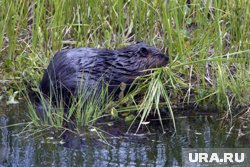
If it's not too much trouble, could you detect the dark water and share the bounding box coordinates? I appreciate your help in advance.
[0,102,249,167]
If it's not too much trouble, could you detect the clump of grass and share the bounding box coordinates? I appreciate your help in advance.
[24,81,113,134]
[0,0,249,133]
[134,67,181,133]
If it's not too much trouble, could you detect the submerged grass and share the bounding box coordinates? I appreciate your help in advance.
[0,0,249,132]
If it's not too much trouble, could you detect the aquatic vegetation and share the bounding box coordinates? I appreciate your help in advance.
[0,0,249,132]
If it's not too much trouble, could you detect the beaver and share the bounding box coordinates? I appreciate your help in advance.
[39,42,169,109]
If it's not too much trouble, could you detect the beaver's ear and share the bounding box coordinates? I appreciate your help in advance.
[138,47,148,57]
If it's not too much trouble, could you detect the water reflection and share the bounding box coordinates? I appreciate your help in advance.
[0,115,9,165]
[0,102,249,166]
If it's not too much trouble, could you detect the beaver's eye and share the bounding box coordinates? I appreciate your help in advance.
[138,47,148,56]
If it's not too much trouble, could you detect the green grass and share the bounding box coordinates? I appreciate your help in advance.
[23,82,111,134]
[0,0,249,132]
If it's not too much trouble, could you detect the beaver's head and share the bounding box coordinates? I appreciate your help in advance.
[118,42,169,71]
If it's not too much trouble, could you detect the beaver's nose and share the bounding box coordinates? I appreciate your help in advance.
[158,53,169,64]
[164,54,169,63]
